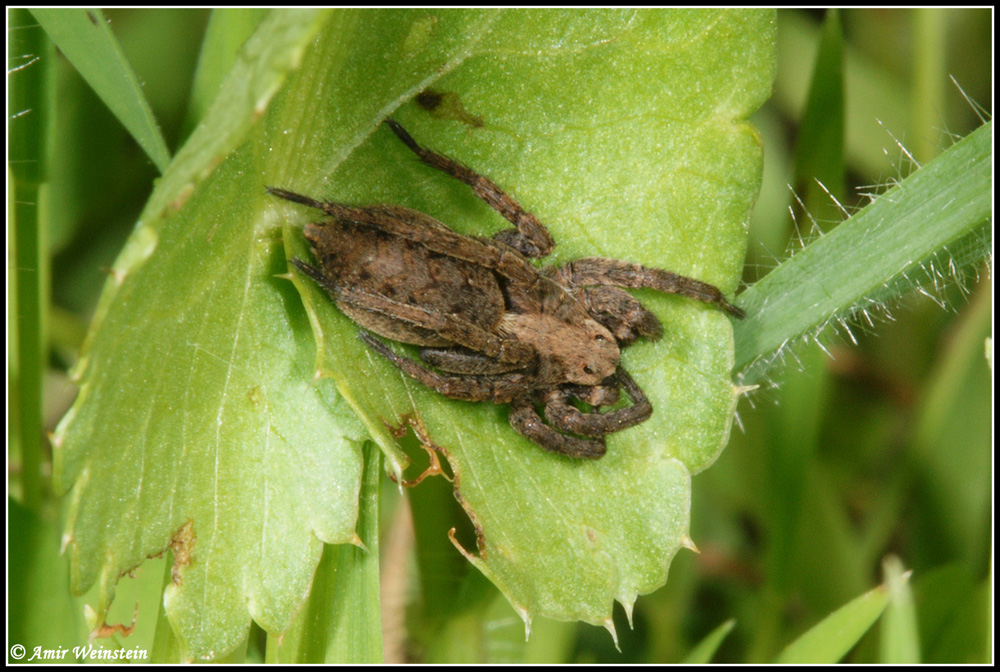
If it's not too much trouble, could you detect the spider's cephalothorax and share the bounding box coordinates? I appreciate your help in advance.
[268,119,743,458]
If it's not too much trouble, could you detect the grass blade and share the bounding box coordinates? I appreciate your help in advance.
[734,122,992,382]
[31,8,171,172]
[683,619,736,663]
[775,582,888,663]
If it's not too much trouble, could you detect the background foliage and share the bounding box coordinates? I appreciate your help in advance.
[8,8,992,663]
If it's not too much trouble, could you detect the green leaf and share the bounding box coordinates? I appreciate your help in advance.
[909,273,993,564]
[774,11,907,179]
[51,10,366,661]
[53,163,367,658]
[53,9,772,657]
[759,9,843,607]
[8,499,87,655]
[269,442,383,663]
[9,8,54,185]
[281,8,772,633]
[775,582,889,663]
[30,8,171,172]
[139,8,330,229]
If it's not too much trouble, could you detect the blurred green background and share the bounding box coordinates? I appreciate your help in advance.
[8,8,992,663]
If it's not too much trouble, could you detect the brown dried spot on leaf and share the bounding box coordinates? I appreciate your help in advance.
[415,89,484,128]
[450,488,487,560]
[385,413,453,487]
[169,519,196,586]
[90,603,138,641]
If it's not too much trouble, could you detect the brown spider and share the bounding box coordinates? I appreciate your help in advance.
[269,119,743,458]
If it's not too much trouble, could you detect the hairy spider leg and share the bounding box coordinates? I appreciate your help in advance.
[270,184,541,286]
[574,284,664,344]
[292,268,536,366]
[561,380,621,407]
[362,329,629,458]
[508,398,607,459]
[542,367,652,438]
[289,258,339,296]
[266,186,327,211]
[385,118,556,259]
[419,347,528,375]
[557,258,746,319]
[359,331,533,404]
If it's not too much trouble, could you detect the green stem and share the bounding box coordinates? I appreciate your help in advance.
[911,8,948,164]
[14,184,45,512]
[10,8,54,512]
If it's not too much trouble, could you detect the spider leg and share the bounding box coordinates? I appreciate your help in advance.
[557,258,745,318]
[575,285,664,344]
[273,184,541,287]
[359,331,532,404]
[543,368,652,438]
[290,259,339,296]
[561,380,620,408]
[420,347,528,375]
[508,398,607,459]
[292,261,535,366]
[343,287,536,365]
[385,118,555,259]
[266,187,329,212]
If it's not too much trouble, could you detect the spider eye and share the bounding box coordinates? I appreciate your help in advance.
[583,365,596,375]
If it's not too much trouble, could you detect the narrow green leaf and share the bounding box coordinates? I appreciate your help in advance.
[182,9,270,138]
[9,8,54,184]
[734,122,992,382]
[775,11,908,178]
[759,8,844,606]
[30,8,171,172]
[405,452,481,641]
[914,563,991,663]
[150,560,185,661]
[775,583,889,663]
[792,8,845,213]
[909,280,992,563]
[881,557,920,663]
[683,619,736,664]
[322,442,383,661]
[911,8,949,163]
